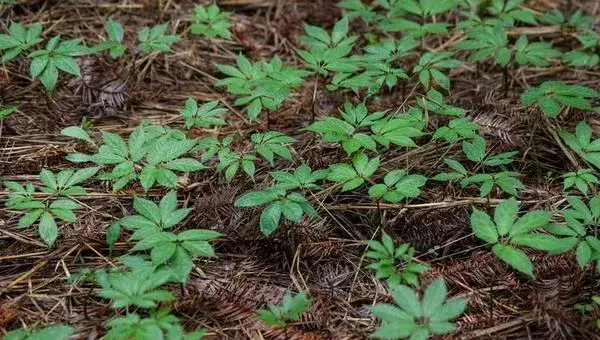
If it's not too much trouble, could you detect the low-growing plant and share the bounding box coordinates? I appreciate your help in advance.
[559,121,600,170]
[368,169,427,203]
[251,131,296,166]
[486,0,537,26]
[256,291,312,328]
[412,52,461,90]
[106,309,205,340]
[94,19,127,59]
[337,0,379,24]
[562,169,598,196]
[0,21,43,62]
[179,98,228,129]
[378,0,457,38]
[4,324,73,340]
[433,117,479,143]
[137,23,181,54]
[270,164,330,190]
[520,81,599,118]
[65,124,203,191]
[29,35,87,92]
[470,198,562,278]
[189,4,233,40]
[0,101,17,121]
[417,89,466,116]
[513,35,562,67]
[327,152,380,191]
[455,25,511,67]
[574,296,600,330]
[371,278,468,339]
[462,136,518,166]
[216,55,309,121]
[365,232,429,286]
[545,196,600,271]
[3,167,97,246]
[235,188,318,235]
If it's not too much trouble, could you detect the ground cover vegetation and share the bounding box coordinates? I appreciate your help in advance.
[1,0,599,338]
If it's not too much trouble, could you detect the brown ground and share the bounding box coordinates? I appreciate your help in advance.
[1,0,600,339]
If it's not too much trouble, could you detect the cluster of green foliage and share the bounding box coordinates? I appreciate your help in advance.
[3,167,98,246]
[4,325,73,340]
[256,291,313,328]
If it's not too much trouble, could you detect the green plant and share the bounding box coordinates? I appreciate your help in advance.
[433,118,479,143]
[96,265,175,309]
[371,278,468,339]
[539,9,593,31]
[412,52,461,90]
[29,35,87,92]
[296,17,359,76]
[216,55,309,121]
[562,169,598,196]
[513,35,562,67]
[460,171,524,197]
[470,198,563,278]
[270,164,330,190]
[370,107,426,147]
[106,309,205,340]
[179,98,228,129]
[95,19,127,59]
[137,23,181,54]
[545,196,600,271]
[368,170,427,203]
[4,324,73,340]
[327,152,380,191]
[251,131,296,166]
[417,89,466,116]
[365,232,429,286]
[337,0,379,23]
[0,21,43,62]
[306,102,382,155]
[520,81,599,118]
[256,291,312,328]
[65,124,203,191]
[455,25,511,67]
[486,0,537,26]
[235,188,318,235]
[574,296,600,330]
[0,101,17,121]
[433,158,469,182]
[3,167,97,246]
[379,0,457,38]
[190,4,233,40]
[462,136,518,166]
[216,148,257,182]
[559,121,600,170]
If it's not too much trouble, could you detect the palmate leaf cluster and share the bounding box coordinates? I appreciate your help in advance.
[106,309,204,340]
[29,35,87,92]
[137,23,181,54]
[4,325,74,340]
[256,291,313,328]
[521,81,599,118]
[559,121,600,170]
[0,21,42,62]
[307,102,425,155]
[190,4,233,40]
[371,278,468,340]
[545,196,600,271]
[562,169,598,196]
[470,198,562,278]
[216,55,309,121]
[365,232,429,286]
[3,167,98,246]
[65,124,203,191]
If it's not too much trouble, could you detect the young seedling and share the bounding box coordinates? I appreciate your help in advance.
[337,0,379,23]
[179,98,228,129]
[370,107,426,148]
[368,169,428,203]
[514,35,562,67]
[365,232,429,286]
[0,21,43,62]
[433,118,479,143]
[190,4,233,40]
[327,152,380,191]
[371,278,468,339]
[379,0,458,38]
[417,89,466,116]
[137,23,181,54]
[106,309,205,340]
[29,35,88,92]
[520,81,599,118]
[256,291,313,328]
[486,0,537,26]
[412,52,461,90]
[235,188,318,235]
[562,169,598,196]
[94,19,127,59]
[470,198,562,278]
[4,325,73,340]
[455,25,511,67]
[216,148,257,182]
[544,196,600,271]
[0,102,17,121]
[251,131,296,166]
[270,164,330,190]
[559,121,600,170]
[462,136,518,166]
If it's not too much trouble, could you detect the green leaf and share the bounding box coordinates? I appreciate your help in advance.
[492,244,534,278]
[510,210,550,236]
[421,278,447,317]
[390,284,421,317]
[260,203,282,236]
[470,208,498,244]
[61,126,94,144]
[494,198,519,236]
[39,212,58,247]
